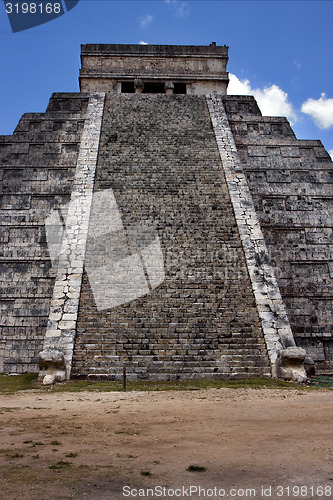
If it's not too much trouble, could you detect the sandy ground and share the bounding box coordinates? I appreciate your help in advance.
[0,388,332,500]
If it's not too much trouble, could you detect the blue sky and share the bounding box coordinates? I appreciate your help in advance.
[0,1,332,157]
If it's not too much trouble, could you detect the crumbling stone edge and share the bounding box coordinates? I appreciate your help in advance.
[206,94,308,383]
[38,92,105,385]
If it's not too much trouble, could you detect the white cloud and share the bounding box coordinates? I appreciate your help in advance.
[228,73,298,124]
[227,74,252,95]
[165,0,190,18]
[329,149,333,161]
[139,41,148,45]
[301,93,333,129]
[140,14,154,28]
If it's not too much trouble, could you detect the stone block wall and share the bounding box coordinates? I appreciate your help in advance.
[0,93,88,373]
[79,43,229,95]
[222,96,333,372]
[1,89,331,377]
[72,94,271,380]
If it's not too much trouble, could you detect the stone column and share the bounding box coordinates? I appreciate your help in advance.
[206,94,307,383]
[134,78,144,93]
[38,92,105,385]
[165,81,174,94]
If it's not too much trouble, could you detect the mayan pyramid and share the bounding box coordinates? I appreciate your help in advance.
[1,43,332,384]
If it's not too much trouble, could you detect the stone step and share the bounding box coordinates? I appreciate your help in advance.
[73,366,272,381]
[73,93,271,380]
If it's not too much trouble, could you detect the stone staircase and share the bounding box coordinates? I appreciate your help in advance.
[72,94,271,380]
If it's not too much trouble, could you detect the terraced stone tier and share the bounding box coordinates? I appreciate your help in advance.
[223,95,333,373]
[0,94,89,373]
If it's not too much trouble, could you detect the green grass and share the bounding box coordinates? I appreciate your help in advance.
[0,373,328,395]
[0,374,39,394]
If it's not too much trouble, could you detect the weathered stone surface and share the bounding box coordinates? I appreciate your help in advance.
[80,43,229,95]
[38,348,66,384]
[0,44,332,379]
[224,95,333,373]
[277,347,307,383]
[71,93,271,381]
[0,93,89,374]
[207,94,307,382]
[38,348,65,368]
[39,93,105,380]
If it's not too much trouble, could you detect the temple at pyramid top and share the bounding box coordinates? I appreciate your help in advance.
[79,42,229,95]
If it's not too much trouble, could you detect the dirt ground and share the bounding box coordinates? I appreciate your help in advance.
[0,388,332,500]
